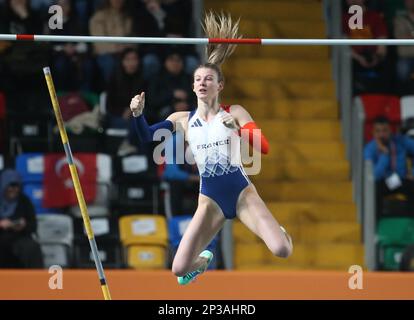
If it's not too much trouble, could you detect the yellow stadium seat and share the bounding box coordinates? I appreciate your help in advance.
[119,214,168,247]
[127,245,166,269]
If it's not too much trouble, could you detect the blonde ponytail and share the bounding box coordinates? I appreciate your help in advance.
[202,11,242,67]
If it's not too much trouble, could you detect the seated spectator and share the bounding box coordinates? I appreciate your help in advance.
[48,0,95,92]
[0,169,43,268]
[106,48,147,130]
[146,50,193,123]
[132,0,167,79]
[162,99,198,216]
[161,0,198,74]
[394,0,414,93]
[364,116,414,215]
[89,0,134,84]
[343,0,392,94]
[0,0,51,115]
[164,28,199,75]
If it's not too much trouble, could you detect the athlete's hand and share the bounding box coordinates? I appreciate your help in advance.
[220,112,239,130]
[130,92,145,117]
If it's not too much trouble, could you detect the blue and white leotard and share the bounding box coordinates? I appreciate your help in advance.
[187,106,251,219]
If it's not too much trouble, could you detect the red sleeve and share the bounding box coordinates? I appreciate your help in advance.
[238,122,269,155]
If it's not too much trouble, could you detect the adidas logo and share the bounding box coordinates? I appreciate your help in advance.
[191,119,203,128]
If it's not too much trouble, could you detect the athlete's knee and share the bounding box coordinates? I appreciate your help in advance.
[172,259,190,277]
[269,240,292,258]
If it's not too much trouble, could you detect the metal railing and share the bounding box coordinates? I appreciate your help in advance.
[324,1,377,270]
[363,160,377,270]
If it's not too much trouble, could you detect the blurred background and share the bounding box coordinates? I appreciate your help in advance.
[0,0,413,283]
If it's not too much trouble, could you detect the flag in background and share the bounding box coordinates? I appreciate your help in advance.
[43,153,97,208]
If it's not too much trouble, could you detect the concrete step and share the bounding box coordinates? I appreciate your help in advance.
[253,181,353,202]
[234,242,364,269]
[231,99,338,120]
[233,221,361,244]
[265,202,357,223]
[222,80,336,99]
[250,160,350,181]
[257,120,341,142]
[264,141,346,161]
[222,59,332,80]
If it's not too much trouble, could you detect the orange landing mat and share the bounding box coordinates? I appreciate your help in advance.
[0,270,413,300]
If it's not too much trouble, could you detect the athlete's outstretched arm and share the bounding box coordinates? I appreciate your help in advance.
[130,92,186,143]
[226,105,270,155]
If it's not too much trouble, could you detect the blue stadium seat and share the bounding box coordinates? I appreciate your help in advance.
[168,215,219,269]
[15,153,44,183]
[23,183,60,214]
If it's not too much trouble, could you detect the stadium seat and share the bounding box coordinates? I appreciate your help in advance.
[113,153,153,182]
[73,216,122,268]
[15,153,44,183]
[119,214,168,247]
[167,215,219,250]
[400,96,414,121]
[22,183,57,214]
[74,216,119,240]
[40,243,71,268]
[168,215,192,248]
[127,245,167,269]
[73,238,123,269]
[68,153,112,217]
[69,205,109,218]
[377,217,414,270]
[8,114,54,154]
[114,182,159,213]
[36,214,74,268]
[167,215,219,269]
[112,153,160,213]
[37,214,74,246]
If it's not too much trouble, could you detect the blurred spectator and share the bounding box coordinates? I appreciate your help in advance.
[163,98,198,216]
[106,48,147,129]
[161,0,193,35]
[364,116,414,214]
[49,0,94,92]
[111,49,149,156]
[0,169,43,268]
[0,0,51,114]
[343,0,392,94]
[146,50,193,122]
[164,10,200,76]
[131,0,166,79]
[89,0,134,84]
[0,0,43,34]
[131,0,195,79]
[394,0,414,93]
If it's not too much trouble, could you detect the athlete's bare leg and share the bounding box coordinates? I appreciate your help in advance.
[172,194,226,277]
[236,184,293,258]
